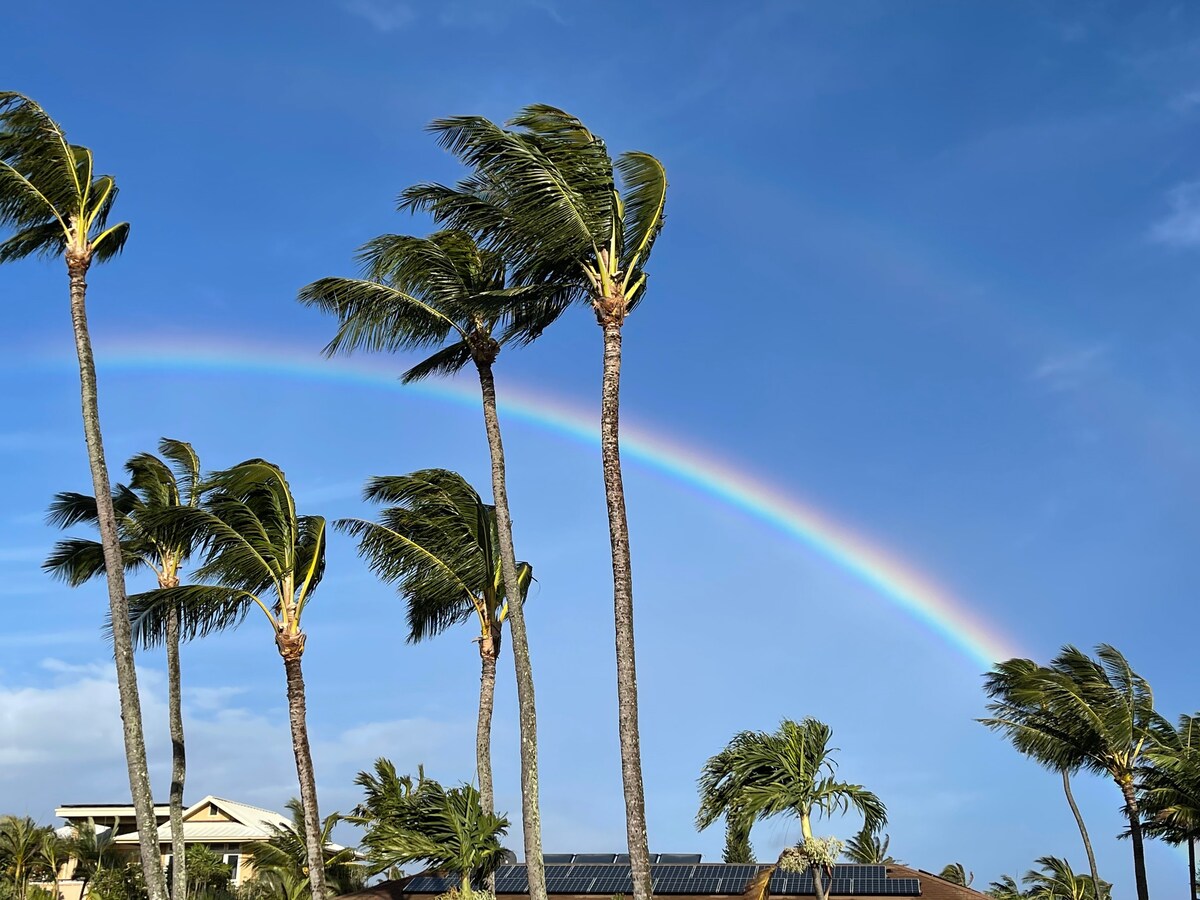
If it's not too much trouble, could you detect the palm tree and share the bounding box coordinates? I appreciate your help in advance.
[843,825,896,865]
[980,657,1103,898]
[0,816,53,900]
[244,800,362,897]
[696,718,886,900]
[45,439,202,900]
[721,814,754,864]
[38,831,69,900]
[403,105,667,900]
[64,819,122,899]
[1022,856,1109,900]
[334,470,531,828]
[126,459,330,900]
[299,230,548,897]
[981,646,1168,900]
[0,93,164,900]
[351,763,508,898]
[987,874,1027,899]
[939,863,973,887]
[1139,713,1200,900]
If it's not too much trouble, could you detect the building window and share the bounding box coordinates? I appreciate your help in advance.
[224,854,240,885]
[208,803,219,818]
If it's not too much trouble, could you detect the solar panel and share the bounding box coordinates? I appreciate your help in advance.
[543,854,575,865]
[657,854,703,865]
[590,870,633,894]
[495,868,529,894]
[881,877,922,895]
[573,854,617,864]
[614,854,630,864]
[404,861,926,896]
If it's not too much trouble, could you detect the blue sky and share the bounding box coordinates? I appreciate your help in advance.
[3,0,1200,895]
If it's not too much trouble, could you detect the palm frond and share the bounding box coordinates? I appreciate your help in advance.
[125,585,257,648]
[615,150,667,295]
[298,277,462,356]
[43,537,144,586]
[401,340,473,383]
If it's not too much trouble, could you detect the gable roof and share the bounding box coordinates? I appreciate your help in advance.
[115,796,291,845]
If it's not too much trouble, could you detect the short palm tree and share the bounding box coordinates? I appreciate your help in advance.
[127,459,331,900]
[244,799,362,897]
[64,818,122,898]
[404,104,667,900]
[351,763,508,898]
[939,863,973,886]
[0,816,52,900]
[0,92,164,900]
[1023,856,1109,900]
[1140,713,1200,900]
[697,718,886,900]
[981,646,1168,900]
[335,469,531,832]
[987,874,1027,899]
[38,830,68,900]
[45,439,202,900]
[299,231,548,890]
[843,825,896,865]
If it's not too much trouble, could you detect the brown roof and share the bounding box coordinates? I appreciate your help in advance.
[884,865,992,900]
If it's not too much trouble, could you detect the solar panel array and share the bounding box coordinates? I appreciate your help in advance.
[403,862,922,896]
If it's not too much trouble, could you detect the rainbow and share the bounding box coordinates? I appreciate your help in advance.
[42,338,1022,671]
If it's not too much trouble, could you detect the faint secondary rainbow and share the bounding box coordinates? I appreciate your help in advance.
[47,338,1022,670]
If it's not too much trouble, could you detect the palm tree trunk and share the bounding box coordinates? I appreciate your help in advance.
[797,813,828,900]
[599,321,651,900]
[476,634,498,895]
[165,603,187,900]
[1060,770,1100,899]
[1118,780,1150,900]
[1189,837,1196,900]
[67,254,168,900]
[475,360,548,900]
[277,635,328,900]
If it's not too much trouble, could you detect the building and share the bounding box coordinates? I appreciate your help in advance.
[52,796,297,900]
[375,855,993,900]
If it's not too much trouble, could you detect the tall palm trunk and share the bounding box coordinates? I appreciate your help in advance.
[476,634,498,895]
[598,321,651,900]
[277,634,328,900]
[1118,780,1150,900]
[1059,770,1100,900]
[1189,837,1196,900]
[165,600,187,900]
[67,253,168,900]
[475,358,548,900]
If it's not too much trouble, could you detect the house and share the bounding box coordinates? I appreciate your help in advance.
[52,796,297,900]
[369,855,993,900]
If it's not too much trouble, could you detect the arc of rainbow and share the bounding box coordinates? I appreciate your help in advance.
[38,339,1022,671]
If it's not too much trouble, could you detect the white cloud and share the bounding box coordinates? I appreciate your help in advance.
[342,0,416,32]
[1152,181,1200,247]
[1031,343,1111,392]
[0,658,471,823]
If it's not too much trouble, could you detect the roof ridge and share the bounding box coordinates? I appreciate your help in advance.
[208,797,290,817]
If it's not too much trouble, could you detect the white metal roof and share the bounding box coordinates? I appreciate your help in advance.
[115,796,291,845]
